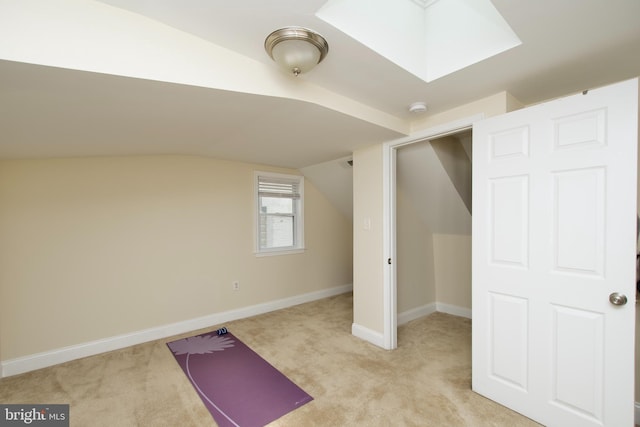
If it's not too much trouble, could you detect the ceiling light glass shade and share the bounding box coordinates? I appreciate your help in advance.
[265,27,329,76]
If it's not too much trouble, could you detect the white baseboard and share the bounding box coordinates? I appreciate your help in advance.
[436,302,472,319]
[397,302,471,326]
[1,284,353,378]
[351,323,385,348]
[398,303,436,325]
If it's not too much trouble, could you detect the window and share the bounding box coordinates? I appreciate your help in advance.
[255,172,304,255]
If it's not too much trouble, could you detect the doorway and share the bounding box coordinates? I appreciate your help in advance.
[381,114,481,349]
[395,129,473,329]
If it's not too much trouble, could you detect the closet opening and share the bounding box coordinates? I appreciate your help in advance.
[381,114,480,350]
[395,129,473,336]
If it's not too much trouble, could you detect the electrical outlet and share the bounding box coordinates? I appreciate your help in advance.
[232,281,240,291]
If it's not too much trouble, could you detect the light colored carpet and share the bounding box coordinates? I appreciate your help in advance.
[0,293,541,426]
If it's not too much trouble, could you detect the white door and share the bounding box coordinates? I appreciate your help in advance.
[472,78,638,427]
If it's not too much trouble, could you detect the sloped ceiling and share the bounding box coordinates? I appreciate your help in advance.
[300,156,354,219]
[0,60,400,168]
[397,137,471,235]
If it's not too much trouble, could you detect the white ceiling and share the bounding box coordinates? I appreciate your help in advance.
[1,0,639,169]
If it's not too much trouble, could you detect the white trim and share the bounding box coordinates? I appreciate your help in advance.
[383,115,485,150]
[381,143,397,350]
[436,303,472,319]
[397,302,471,326]
[254,248,305,257]
[398,303,436,325]
[381,114,483,352]
[351,323,385,348]
[1,284,352,378]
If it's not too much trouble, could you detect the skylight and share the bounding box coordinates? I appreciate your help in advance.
[316,0,521,82]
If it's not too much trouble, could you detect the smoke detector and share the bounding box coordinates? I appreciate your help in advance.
[408,101,428,114]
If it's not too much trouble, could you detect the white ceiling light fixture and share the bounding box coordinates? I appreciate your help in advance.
[264,26,329,76]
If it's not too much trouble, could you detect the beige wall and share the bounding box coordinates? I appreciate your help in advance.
[0,155,352,361]
[396,189,471,315]
[433,234,472,309]
[396,229,472,315]
[396,188,436,313]
[352,144,384,333]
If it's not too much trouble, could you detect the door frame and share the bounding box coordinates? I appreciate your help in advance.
[381,114,483,349]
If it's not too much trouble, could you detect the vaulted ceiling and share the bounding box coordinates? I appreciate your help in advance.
[1,0,639,168]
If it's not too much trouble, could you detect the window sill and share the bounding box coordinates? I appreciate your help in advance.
[255,248,305,257]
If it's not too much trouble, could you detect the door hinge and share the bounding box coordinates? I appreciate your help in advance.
[388,258,392,265]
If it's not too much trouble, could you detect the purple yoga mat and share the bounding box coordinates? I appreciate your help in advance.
[167,330,313,427]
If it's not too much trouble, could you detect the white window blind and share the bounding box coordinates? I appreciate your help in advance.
[258,178,301,200]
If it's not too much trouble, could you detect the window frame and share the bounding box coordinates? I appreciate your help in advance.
[254,171,305,256]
